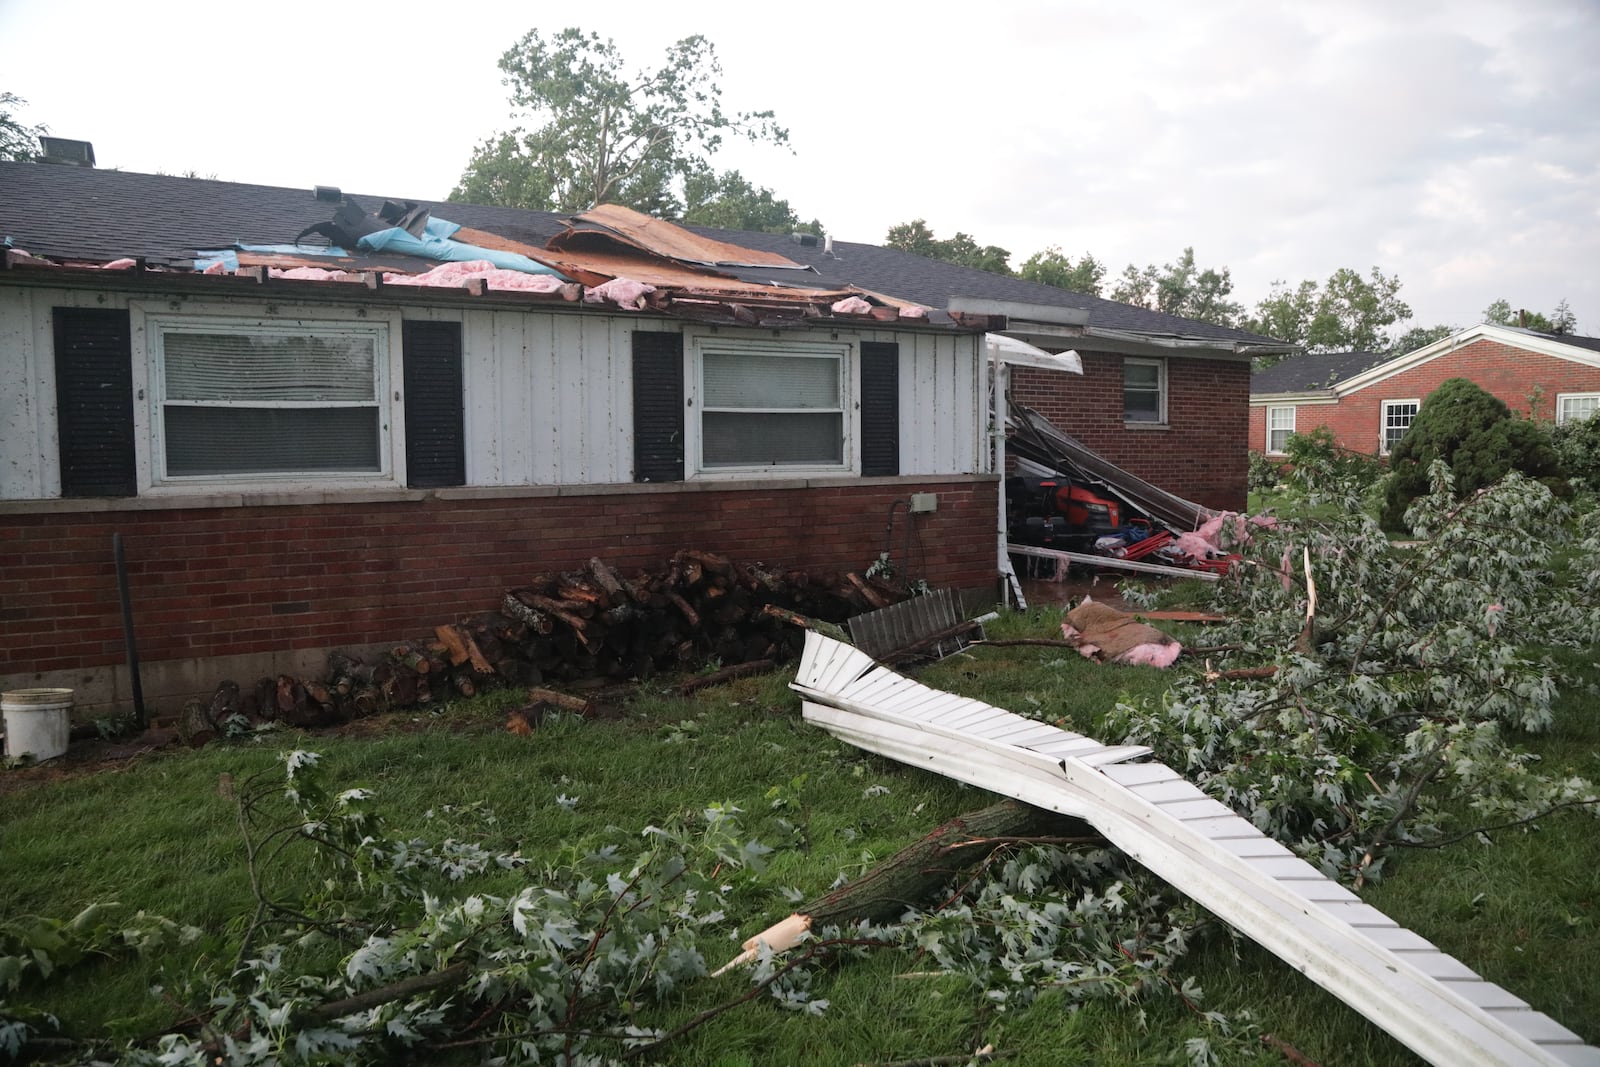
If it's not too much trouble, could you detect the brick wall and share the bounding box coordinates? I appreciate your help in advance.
[1011,352,1250,511]
[1251,340,1600,454]
[0,477,997,686]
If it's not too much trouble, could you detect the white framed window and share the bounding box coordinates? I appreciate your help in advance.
[1266,405,1296,454]
[691,337,850,474]
[1124,357,1166,425]
[149,317,391,483]
[1557,393,1600,426]
[1381,399,1419,454]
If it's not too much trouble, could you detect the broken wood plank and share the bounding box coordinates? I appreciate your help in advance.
[1008,543,1220,582]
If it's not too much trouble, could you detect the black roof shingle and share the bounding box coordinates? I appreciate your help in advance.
[0,161,1282,347]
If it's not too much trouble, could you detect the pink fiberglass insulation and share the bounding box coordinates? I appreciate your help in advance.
[1060,598,1182,668]
[100,258,138,270]
[269,267,357,281]
[831,296,873,314]
[583,277,655,310]
[383,259,568,293]
[898,305,929,319]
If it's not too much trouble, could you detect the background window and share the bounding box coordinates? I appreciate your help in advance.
[1266,405,1296,453]
[1557,393,1600,426]
[698,347,846,470]
[1124,358,1166,423]
[1381,399,1419,453]
[155,321,386,479]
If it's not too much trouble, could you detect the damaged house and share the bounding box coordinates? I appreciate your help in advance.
[0,162,1287,713]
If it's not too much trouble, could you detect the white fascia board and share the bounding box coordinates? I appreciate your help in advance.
[1249,392,1339,405]
[1334,323,1600,397]
[948,296,1092,326]
[1077,326,1290,362]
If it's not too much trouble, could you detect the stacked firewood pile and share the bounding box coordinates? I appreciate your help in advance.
[182,550,904,739]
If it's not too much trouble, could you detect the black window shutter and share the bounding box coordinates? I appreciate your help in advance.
[54,307,135,497]
[402,321,466,488]
[860,342,900,477]
[632,330,684,482]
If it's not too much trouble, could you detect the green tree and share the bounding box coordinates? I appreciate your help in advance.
[1247,267,1412,352]
[884,219,1013,274]
[1380,377,1564,530]
[680,167,822,234]
[1483,298,1578,335]
[1018,246,1106,296]
[0,92,46,161]
[1109,247,1242,327]
[451,29,789,214]
[1392,323,1455,353]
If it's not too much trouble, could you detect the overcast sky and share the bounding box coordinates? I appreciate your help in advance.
[3,0,1596,336]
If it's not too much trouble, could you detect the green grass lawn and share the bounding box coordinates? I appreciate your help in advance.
[2,609,1595,1064]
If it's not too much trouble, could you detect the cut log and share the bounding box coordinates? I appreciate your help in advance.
[501,593,554,635]
[847,572,892,609]
[525,687,593,716]
[586,557,627,602]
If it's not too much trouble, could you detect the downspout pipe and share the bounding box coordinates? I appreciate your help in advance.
[113,533,147,730]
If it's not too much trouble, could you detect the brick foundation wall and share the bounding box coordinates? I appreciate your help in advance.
[1251,341,1600,455]
[1011,352,1250,511]
[0,478,998,703]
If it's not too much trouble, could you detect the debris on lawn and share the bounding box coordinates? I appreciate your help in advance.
[1059,597,1182,667]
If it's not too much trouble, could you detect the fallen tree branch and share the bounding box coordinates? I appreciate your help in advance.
[678,659,775,695]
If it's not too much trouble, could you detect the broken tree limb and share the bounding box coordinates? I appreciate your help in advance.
[876,620,983,666]
[759,604,851,643]
[677,659,775,695]
[713,799,1099,983]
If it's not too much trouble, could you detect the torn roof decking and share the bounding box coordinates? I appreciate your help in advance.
[552,203,808,270]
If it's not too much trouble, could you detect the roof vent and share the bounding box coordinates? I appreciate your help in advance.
[314,185,342,203]
[790,231,820,247]
[38,137,95,167]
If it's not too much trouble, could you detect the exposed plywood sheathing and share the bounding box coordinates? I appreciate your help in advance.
[791,632,1600,1067]
[553,203,807,269]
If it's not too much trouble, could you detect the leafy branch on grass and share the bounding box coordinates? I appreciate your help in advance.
[1113,459,1600,883]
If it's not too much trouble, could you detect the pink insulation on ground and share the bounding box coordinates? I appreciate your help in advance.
[583,277,655,309]
[1059,597,1182,668]
[383,260,568,293]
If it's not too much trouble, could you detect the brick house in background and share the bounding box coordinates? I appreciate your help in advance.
[0,161,1288,715]
[1249,324,1600,457]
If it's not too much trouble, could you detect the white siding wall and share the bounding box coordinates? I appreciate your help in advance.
[0,286,987,500]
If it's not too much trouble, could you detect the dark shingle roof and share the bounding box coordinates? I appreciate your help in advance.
[0,162,1282,346]
[1251,350,1398,395]
[1499,326,1600,354]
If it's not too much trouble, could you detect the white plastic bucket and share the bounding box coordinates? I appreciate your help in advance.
[2,688,73,761]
